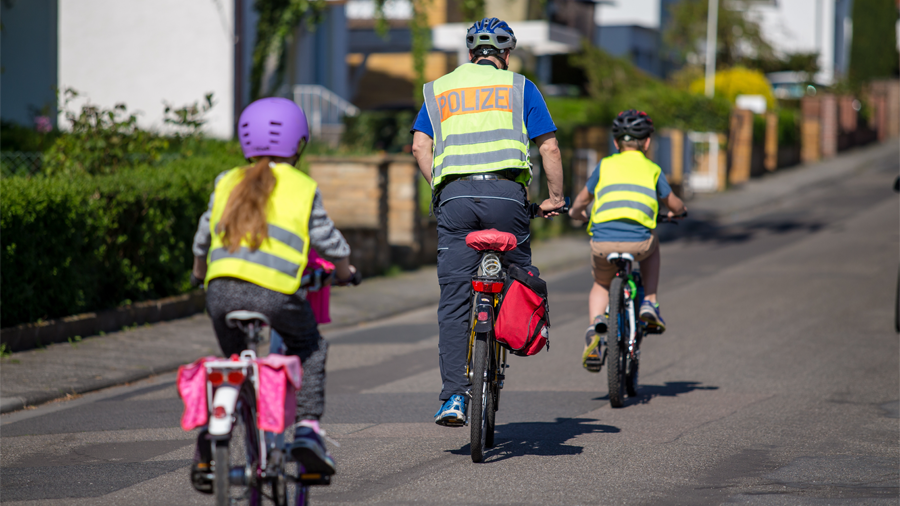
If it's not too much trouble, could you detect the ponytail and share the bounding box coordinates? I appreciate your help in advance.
[218,157,276,253]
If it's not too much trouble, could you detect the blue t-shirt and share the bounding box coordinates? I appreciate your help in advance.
[410,63,557,141]
[585,156,672,242]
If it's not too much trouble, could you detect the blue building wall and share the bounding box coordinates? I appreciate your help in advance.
[594,25,662,78]
[1,0,58,126]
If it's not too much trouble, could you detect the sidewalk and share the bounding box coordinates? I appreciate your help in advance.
[2,139,896,414]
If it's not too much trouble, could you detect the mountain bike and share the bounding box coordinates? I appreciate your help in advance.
[466,198,569,463]
[604,212,686,408]
[195,268,357,506]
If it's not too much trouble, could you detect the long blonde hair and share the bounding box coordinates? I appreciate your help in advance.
[217,157,276,253]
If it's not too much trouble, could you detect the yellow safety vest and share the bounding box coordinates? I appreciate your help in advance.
[206,163,317,294]
[589,151,661,233]
[422,63,531,189]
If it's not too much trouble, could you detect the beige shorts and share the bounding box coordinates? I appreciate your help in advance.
[590,231,658,286]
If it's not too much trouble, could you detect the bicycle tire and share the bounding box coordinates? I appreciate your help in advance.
[485,339,497,449]
[213,383,262,506]
[470,333,490,462]
[625,335,640,397]
[606,277,627,408]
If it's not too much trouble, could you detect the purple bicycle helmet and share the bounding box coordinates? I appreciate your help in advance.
[238,97,310,159]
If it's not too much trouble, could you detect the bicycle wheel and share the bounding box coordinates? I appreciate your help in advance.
[470,332,492,462]
[625,332,641,397]
[213,383,262,506]
[606,277,627,408]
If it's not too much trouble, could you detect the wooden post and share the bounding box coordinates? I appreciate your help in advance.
[728,109,753,185]
[819,94,837,158]
[801,96,821,163]
[668,129,684,185]
[764,112,778,172]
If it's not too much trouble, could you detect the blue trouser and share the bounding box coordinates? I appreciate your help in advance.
[434,179,536,401]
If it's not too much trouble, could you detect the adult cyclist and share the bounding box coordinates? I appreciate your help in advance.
[410,17,566,426]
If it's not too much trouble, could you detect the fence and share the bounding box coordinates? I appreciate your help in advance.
[292,85,361,146]
[1,152,44,178]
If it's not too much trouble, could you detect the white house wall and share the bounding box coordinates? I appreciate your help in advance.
[595,0,661,29]
[58,0,235,139]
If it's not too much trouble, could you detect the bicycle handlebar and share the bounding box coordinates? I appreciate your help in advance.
[300,268,362,290]
[658,211,688,224]
[528,197,571,219]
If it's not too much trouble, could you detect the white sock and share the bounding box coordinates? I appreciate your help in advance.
[298,419,320,434]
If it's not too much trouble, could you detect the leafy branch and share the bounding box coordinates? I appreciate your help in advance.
[251,0,329,99]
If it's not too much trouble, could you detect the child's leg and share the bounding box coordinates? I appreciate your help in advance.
[638,245,660,303]
[589,281,610,322]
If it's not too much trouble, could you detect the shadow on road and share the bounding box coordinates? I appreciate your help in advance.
[594,381,719,407]
[447,417,619,463]
[657,216,825,245]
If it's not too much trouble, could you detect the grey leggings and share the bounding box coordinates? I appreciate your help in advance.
[206,278,327,421]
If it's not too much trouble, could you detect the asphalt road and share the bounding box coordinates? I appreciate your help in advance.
[2,152,898,505]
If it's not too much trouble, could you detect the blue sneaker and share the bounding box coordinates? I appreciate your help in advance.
[289,426,336,475]
[434,394,467,426]
[639,300,666,333]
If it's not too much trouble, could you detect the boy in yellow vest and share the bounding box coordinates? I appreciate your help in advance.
[568,110,687,373]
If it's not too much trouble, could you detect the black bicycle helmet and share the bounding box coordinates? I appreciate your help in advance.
[611,109,655,140]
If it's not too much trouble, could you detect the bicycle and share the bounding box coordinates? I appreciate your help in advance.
[465,198,569,463]
[603,212,686,408]
[192,268,357,506]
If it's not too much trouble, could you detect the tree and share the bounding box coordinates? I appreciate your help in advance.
[251,0,329,100]
[664,0,774,69]
[849,0,900,84]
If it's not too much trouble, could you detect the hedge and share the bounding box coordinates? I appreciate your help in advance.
[1,144,244,327]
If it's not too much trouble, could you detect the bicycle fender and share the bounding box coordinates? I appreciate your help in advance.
[474,303,493,333]
[208,386,239,437]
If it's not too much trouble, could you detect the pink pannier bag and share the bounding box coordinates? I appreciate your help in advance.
[306,250,335,324]
[177,354,302,434]
[255,354,302,433]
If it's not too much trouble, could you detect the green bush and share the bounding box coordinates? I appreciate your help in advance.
[1,141,244,327]
[777,108,800,147]
[341,110,416,154]
[1,120,60,152]
[43,89,169,177]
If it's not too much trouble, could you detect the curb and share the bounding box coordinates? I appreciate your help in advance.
[0,290,206,353]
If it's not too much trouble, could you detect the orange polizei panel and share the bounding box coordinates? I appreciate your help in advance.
[435,85,514,122]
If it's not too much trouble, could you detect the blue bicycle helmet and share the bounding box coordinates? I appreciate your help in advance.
[466,17,517,51]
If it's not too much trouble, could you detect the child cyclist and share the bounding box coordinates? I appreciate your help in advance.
[568,110,687,372]
[189,97,358,490]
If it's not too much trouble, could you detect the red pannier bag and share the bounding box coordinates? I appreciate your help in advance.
[494,265,550,356]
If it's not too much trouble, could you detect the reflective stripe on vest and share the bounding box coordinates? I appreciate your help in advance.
[588,151,661,233]
[206,163,317,294]
[422,64,531,188]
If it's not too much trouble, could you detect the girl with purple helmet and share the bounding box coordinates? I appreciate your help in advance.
[190,97,357,488]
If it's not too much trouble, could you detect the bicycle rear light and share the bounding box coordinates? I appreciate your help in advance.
[472,280,504,293]
[227,371,245,385]
[208,371,224,386]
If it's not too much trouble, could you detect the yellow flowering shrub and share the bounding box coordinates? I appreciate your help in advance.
[690,67,775,110]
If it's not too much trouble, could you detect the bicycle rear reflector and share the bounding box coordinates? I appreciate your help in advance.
[213,406,227,418]
[208,371,224,386]
[472,280,504,293]
[227,371,245,384]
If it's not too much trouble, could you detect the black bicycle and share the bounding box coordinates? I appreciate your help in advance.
[465,198,569,463]
[604,212,686,408]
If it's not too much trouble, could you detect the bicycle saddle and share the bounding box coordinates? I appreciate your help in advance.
[465,229,518,252]
[225,310,270,328]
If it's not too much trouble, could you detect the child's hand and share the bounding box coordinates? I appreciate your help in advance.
[569,207,588,221]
